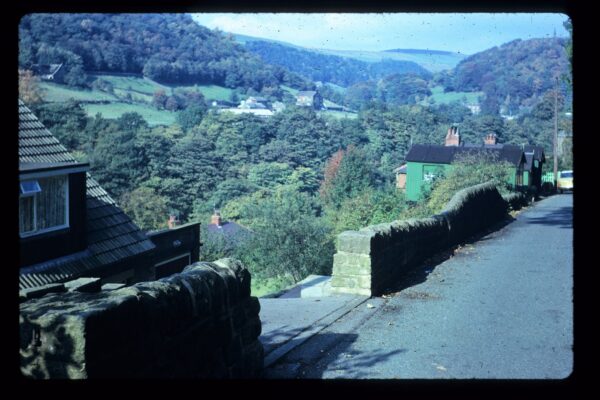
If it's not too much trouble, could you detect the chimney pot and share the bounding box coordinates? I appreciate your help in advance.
[445,125,460,146]
[211,210,222,226]
[484,133,497,145]
[168,214,180,229]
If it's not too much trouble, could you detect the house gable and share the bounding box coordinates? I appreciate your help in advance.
[18,100,156,289]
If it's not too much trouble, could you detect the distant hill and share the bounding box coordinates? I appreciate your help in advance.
[241,40,432,88]
[234,33,466,73]
[384,48,460,56]
[18,14,311,90]
[444,37,570,112]
[308,48,466,73]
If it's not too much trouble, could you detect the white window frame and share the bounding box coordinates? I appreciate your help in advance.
[19,174,70,238]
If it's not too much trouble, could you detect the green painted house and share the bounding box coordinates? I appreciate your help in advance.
[403,140,530,201]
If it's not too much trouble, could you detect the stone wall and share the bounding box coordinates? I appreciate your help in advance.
[19,258,263,379]
[331,182,508,296]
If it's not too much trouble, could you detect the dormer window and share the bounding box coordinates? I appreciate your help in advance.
[19,175,68,237]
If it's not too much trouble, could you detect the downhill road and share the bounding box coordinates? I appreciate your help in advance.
[264,194,573,379]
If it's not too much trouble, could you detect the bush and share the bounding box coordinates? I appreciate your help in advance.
[425,151,514,214]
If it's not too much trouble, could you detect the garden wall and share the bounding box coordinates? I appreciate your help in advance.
[19,258,263,379]
[331,182,508,296]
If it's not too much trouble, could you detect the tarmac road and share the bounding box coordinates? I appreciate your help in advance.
[264,194,573,379]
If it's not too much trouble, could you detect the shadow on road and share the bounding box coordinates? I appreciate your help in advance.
[260,324,310,355]
[524,206,572,229]
[263,331,407,378]
[379,216,516,296]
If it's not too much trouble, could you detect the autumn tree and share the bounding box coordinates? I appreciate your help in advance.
[18,69,44,104]
[319,149,344,203]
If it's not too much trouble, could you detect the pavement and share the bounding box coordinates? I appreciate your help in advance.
[257,194,573,379]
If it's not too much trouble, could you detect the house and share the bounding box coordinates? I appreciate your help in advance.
[296,91,323,109]
[402,127,529,201]
[146,215,200,280]
[523,145,546,190]
[18,99,200,289]
[31,63,64,82]
[238,97,268,110]
[466,103,481,115]
[204,210,251,253]
[211,100,237,109]
[272,101,286,113]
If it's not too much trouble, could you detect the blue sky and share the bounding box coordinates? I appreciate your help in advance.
[191,13,569,55]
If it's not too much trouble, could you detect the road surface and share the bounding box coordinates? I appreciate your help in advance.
[263,194,573,379]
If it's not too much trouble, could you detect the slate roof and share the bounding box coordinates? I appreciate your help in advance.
[18,100,155,289]
[524,145,546,163]
[206,221,252,244]
[405,144,525,167]
[297,91,317,98]
[19,101,81,165]
[524,153,534,172]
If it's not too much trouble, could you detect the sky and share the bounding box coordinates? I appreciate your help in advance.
[191,13,569,55]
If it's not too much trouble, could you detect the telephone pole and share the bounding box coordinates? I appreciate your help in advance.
[553,76,558,190]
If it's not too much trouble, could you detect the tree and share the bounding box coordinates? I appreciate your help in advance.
[563,19,572,84]
[236,188,334,284]
[18,69,45,104]
[319,149,344,202]
[30,101,89,152]
[120,186,169,231]
[320,145,374,208]
[286,166,320,194]
[424,151,513,215]
[165,131,223,219]
[176,104,206,131]
[152,89,168,109]
[327,186,407,234]
[247,162,293,188]
[165,95,181,111]
[89,121,149,198]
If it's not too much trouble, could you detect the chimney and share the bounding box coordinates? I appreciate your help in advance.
[168,214,180,229]
[445,126,460,147]
[211,210,222,227]
[484,133,497,145]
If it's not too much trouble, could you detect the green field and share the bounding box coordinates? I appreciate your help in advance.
[281,85,299,96]
[90,74,235,102]
[89,74,170,95]
[82,102,176,126]
[319,110,358,119]
[324,82,346,94]
[113,88,154,103]
[39,82,117,103]
[171,84,234,102]
[427,86,482,105]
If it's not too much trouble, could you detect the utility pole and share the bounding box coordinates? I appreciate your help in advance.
[553,76,559,190]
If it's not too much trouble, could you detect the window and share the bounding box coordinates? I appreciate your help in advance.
[560,171,573,178]
[19,175,68,237]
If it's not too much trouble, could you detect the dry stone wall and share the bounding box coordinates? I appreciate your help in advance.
[19,258,263,379]
[331,182,509,296]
